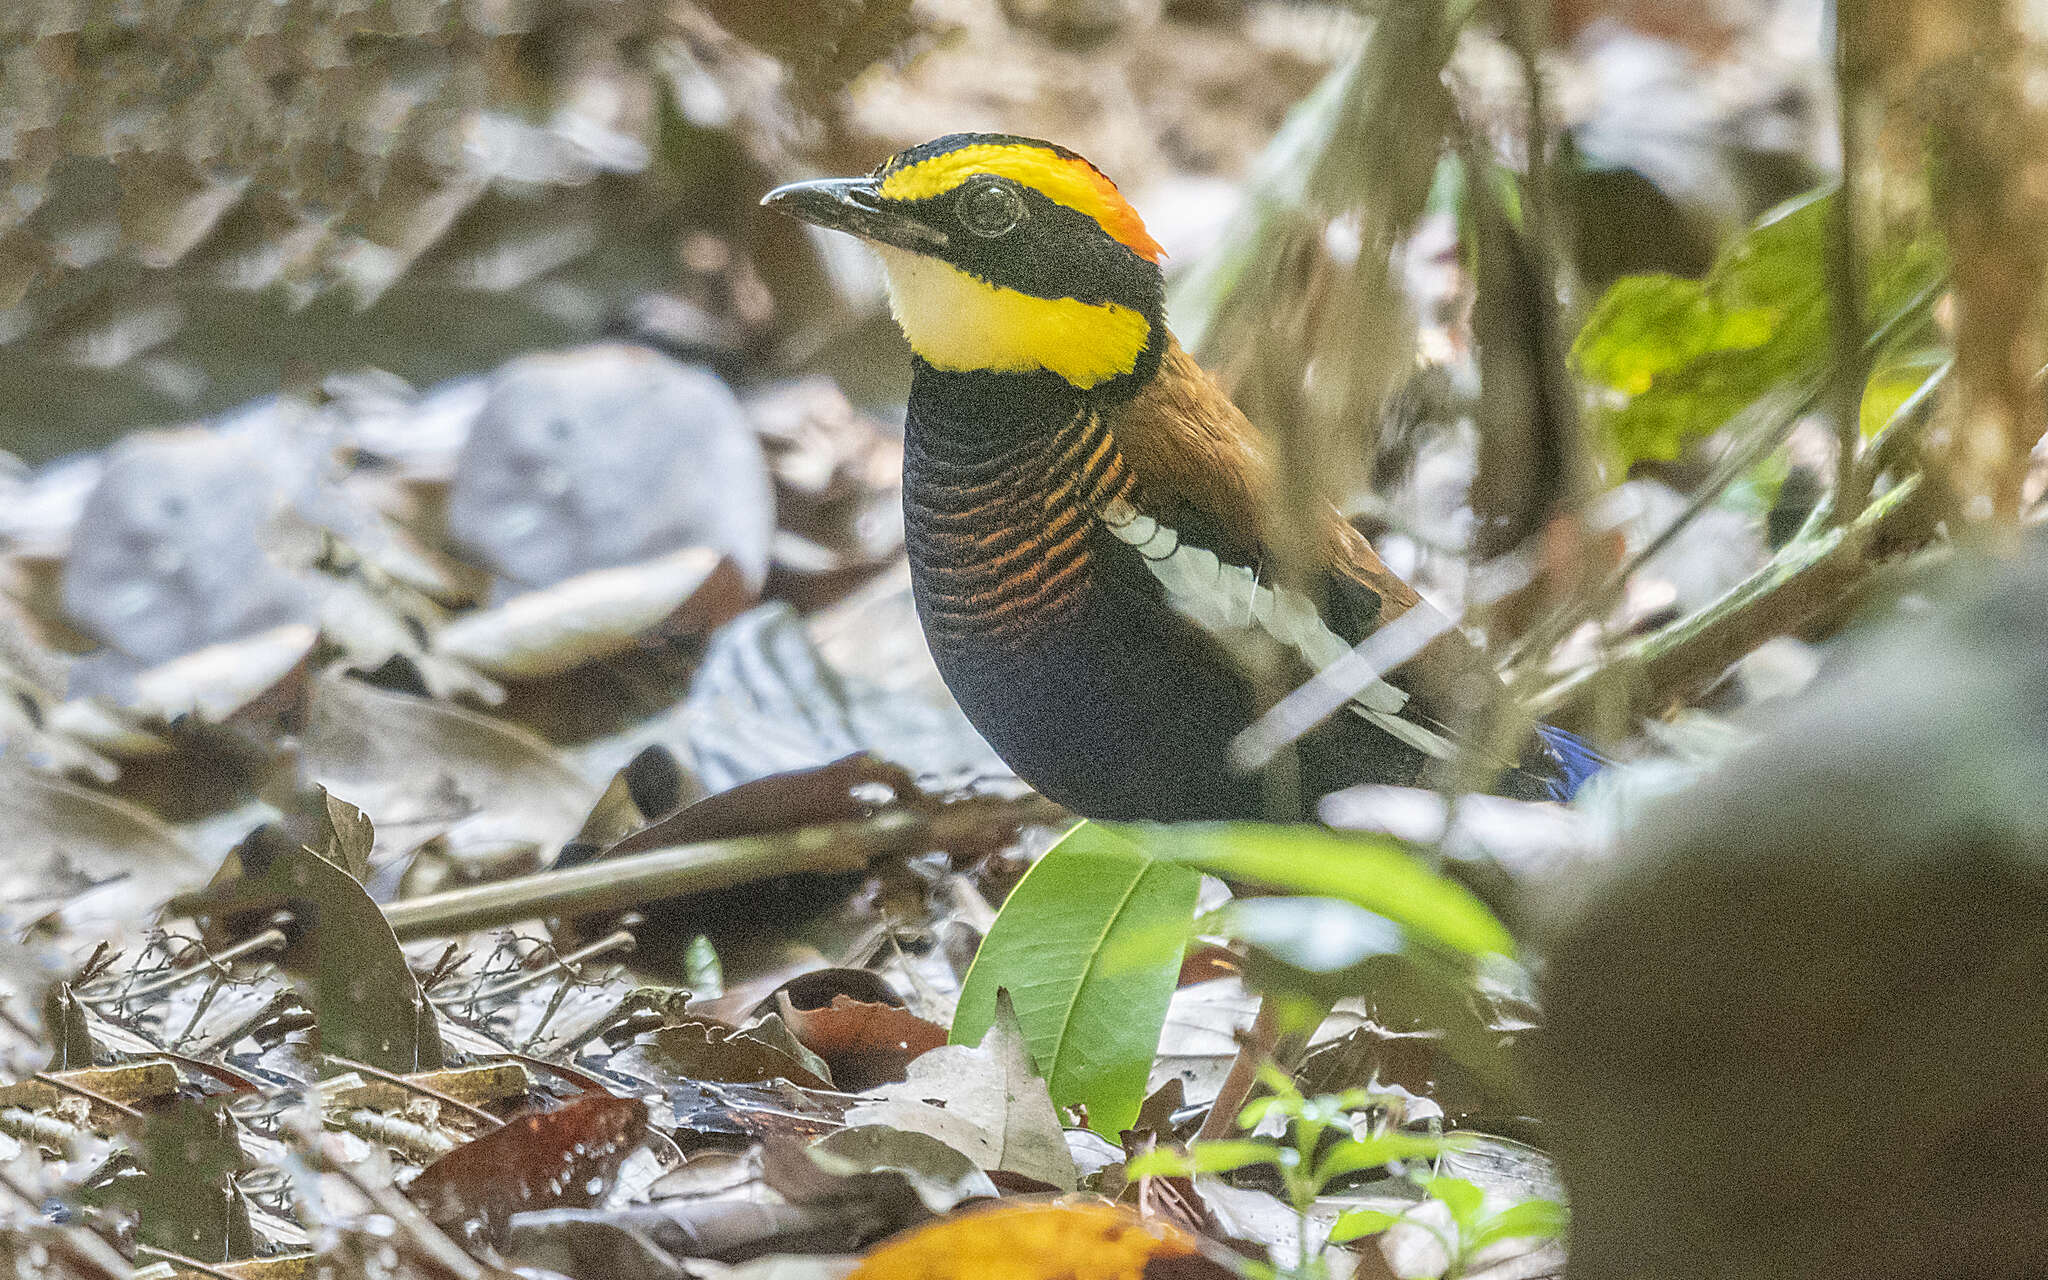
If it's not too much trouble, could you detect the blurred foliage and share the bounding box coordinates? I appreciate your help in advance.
[1170,0,1458,571]
[1537,537,2048,1280]
[1128,1069,1479,1280]
[1127,822,1514,958]
[1573,191,1945,467]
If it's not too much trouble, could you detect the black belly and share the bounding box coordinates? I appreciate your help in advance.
[909,529,1427,821]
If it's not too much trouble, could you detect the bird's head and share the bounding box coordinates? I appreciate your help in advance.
[763,134,1168,397]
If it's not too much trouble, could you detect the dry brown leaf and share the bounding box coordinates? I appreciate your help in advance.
[641,1019,835,1090]
[844,994,1077,1191]
[409,1093,650,1240]
[779,994,948,1092]
[299,670,594,863]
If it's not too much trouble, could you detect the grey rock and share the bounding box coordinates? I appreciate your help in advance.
[61,429,315,669]
[445,344,774,593]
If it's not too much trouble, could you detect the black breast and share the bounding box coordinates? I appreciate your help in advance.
[899,366,1427,820]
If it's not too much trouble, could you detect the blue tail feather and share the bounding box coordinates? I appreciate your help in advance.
[1534,723,1606,802]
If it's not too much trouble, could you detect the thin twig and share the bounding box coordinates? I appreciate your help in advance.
[1196,1000,1280,1142]
[1852,359,1952,493]
[481,1051,621,1096]
[1498,377,1823,680]
[1501,277,1943,683]
[171,971,227,1051]
[433,929,636,1008]
[1534,472,1927,719]
[319,1055,505,1129]
[76,929,286,1006]
[144,1050,265,1095]
[333,797,1066,942]
[131,1246,244,1280]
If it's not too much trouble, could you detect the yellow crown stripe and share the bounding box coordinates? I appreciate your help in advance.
[877,143,1164,262]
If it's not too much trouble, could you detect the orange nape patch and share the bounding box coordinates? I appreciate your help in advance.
[876,142,1166,263]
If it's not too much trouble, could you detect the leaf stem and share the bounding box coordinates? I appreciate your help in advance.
[1823,0,1874,525]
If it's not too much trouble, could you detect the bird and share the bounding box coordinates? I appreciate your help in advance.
[763,133,1599,821]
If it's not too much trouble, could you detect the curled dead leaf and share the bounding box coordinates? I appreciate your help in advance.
[0,763,208,935]
[300,670,594,863]
[436,548,749,679]
[642,1019,834,1090]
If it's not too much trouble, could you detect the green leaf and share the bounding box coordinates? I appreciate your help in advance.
[1425,1175,1486,1230]
[1130,1140,1293,1179]
[1468,1198,1568,1251]
[952,821,1202,1136]
[1313,1132,1452,1186]
[1196,1139,1297,1173]
[1125,1148,1197,1179]
[1573,189,1945,466]
[1860,350,1947,437]
[1236,1096,1285,1128]
[1112,823,1514,958]
[1214,896,1406,974]
[1328,1207,1405,1244]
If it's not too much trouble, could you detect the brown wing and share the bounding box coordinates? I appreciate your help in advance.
[1107,335,1501,715]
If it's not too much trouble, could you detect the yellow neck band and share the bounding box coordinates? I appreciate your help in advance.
[875,247,1152,391]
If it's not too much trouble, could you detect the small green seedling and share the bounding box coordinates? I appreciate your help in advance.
[1127,1067,1564,1279]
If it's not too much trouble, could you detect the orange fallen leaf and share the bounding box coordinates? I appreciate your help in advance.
[848,1199,1235,1280]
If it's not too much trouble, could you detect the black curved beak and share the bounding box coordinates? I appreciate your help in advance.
[761,176,950,255]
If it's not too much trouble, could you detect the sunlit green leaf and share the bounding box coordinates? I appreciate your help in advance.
[1425,1175,1487,1230]
[1573,189,1945,466]
[1212,897,1406,974]
[1860,350,1948,437]
[1125,1148,1197,1179]
[1328,1207,1405,1244]
[1112,823,1514,958]
[952,822,1201,1136]
[1129,1140,1294,1179]
[1468,1198,1569,1250]
[1237,1095,1293,1128]
[1313,1132,1452,1185]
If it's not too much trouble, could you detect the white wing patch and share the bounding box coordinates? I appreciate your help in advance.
[1100,497,1455,760]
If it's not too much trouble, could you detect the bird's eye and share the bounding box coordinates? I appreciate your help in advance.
[956,178,1026,238]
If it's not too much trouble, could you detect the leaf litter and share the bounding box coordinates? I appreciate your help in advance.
[0,330,1573,1280]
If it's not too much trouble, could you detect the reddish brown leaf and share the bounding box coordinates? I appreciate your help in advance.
[779,993,947,1091]
[1177,945,1242,987]
[602,753,929,856]
[408,1093,649,1239]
